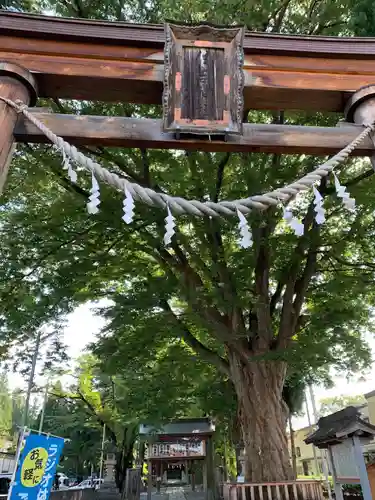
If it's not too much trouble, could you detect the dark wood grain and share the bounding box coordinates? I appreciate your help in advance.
[14,113,375,156]
[181,47,225,121]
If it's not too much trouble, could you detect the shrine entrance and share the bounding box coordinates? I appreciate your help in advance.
[164,463,185,483]
[140,418,215,496]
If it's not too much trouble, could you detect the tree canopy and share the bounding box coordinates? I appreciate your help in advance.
[318,394,366,417]
[0,374,12,441]
[34,377,105,479]
[1,0,375,482]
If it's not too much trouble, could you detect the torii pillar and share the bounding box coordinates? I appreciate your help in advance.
[0,62,37,194]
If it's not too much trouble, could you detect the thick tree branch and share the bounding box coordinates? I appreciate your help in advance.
[274,167,349,344]
[50,390,118,445]
[204,154,247,339]
[89,148,145,185]
[185,154,239,317]
[277,191,322,347]
[272,0,293,32]
[52,98,67,114]
[76,390,119,445]
[133,155,246,350]
[140,149,150,185]
[270,281,284,316]
[252,112,284,349]
[157,245,231,338]
[278,209,311,323]
[292,230,319,325]
[327,254,375,270]
[155,246,251,367]
[105,154,234,344]
[264,0,293,31]
[212,153,230,203]
[72,0,86,17]
[341,168,375,189]
[175,230,232,307]
[172,240,245,342]
[161,299,230,376]
[253,217,273,350]
[116,0,125,20]
[49,163,90,198]
[309,21,346,35]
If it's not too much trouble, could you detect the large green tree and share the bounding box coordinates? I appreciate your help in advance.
[47,356,139,489]
[33,380,104,479]
[0,374,12,441]
[1,0,375,482]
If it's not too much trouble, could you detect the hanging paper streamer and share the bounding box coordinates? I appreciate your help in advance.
[333,172,356,211]
[122,186,135,224]
[236,209,253,248]
[313,186,325,224]
[283,207,304,237]
[62,150,77,184]
[164,205,176,246]
[87,172,100,214]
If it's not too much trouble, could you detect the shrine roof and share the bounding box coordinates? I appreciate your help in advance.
[139,418,215,437]
[305,406,375,449]
[365,389,375,399]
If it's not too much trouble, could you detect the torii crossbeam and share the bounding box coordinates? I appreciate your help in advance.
[2,11,375,110]
[2,10,375,193]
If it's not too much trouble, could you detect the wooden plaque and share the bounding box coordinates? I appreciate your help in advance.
[163,22,245,136]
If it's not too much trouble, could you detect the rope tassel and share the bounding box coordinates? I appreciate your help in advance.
[236,209,253,248]
[333,172,356,211]
[87,172,100,214]
[313,186,325,224]
[164,206,176,246]
[122,186,135,224]
[62,151,77,184]
[283,207,304,237]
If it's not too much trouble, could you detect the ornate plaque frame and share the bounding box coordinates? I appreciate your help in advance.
[163,21,245,136]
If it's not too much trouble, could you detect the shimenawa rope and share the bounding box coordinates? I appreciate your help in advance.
[1,96,374,218]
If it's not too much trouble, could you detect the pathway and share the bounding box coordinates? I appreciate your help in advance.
[140,485,206,500]
[165,486,187,500]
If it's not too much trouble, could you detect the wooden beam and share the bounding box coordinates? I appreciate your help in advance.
[1,12,375,111]
[2,11,375,57]
[14,112,375,156]
[0,62,37,194]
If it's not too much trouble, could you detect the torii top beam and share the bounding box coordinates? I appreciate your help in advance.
[2,11,375,112]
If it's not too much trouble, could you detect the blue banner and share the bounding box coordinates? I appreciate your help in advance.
[9,432,65,500]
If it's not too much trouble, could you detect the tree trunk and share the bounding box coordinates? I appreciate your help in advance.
[115,445,134,492]
[288,413,297,479]
[228,353,293,482]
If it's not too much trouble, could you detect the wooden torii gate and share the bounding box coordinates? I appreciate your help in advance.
[1,11,375,498]
[2,10,375,190]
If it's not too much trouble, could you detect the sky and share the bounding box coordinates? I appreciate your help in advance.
[7,304,375,431]
[8,303,107,392]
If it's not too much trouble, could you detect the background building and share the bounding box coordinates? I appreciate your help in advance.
[0,451,15,474]
[289,397,375,476]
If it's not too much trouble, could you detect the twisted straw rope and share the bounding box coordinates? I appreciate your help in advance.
[2,96,374,217]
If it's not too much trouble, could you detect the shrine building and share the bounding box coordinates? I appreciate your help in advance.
[139,418,215,488]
